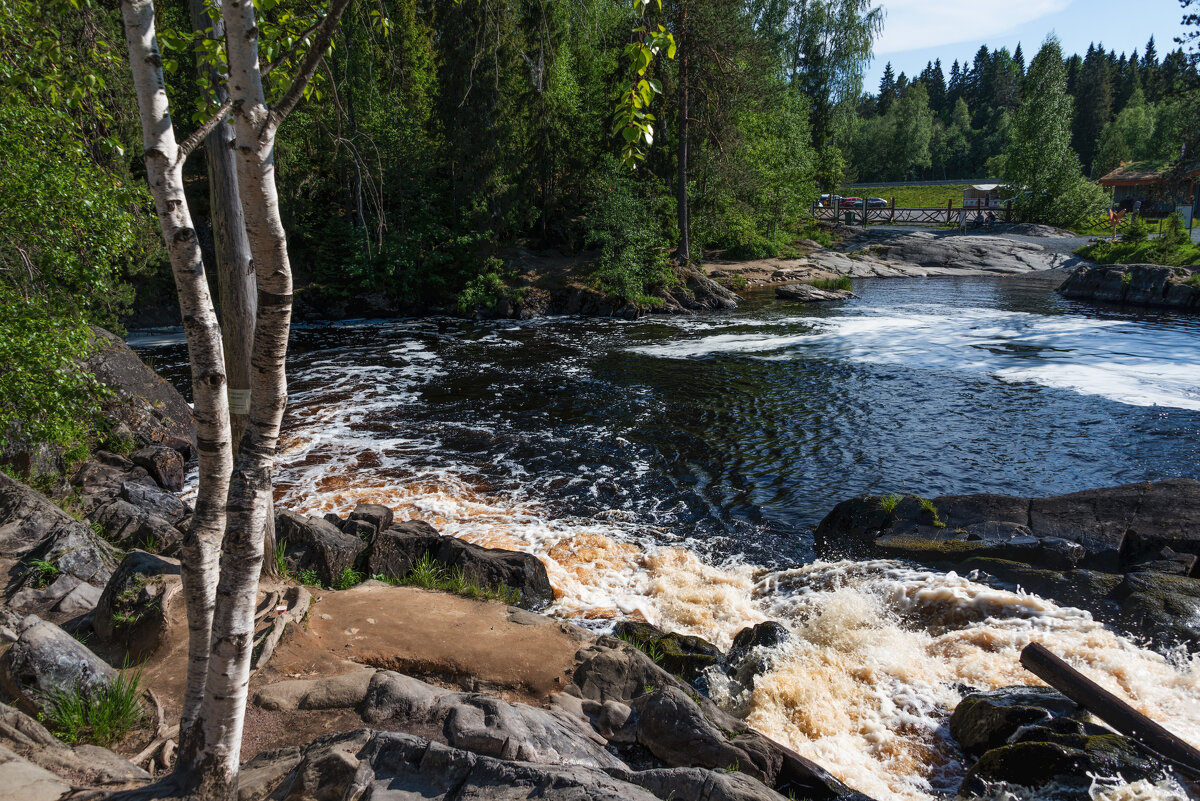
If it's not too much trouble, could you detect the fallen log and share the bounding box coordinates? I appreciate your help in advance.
[1020,642,1200,778]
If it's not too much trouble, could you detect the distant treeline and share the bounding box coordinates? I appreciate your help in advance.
[851,37,1200,183]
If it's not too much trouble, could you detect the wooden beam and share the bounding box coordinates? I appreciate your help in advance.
[1020,643,1200,779]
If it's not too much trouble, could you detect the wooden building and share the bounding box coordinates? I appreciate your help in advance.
[1099,161,1200,216]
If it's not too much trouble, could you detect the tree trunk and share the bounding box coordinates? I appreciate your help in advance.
[676,1,690,264]
[119,0,232,769]
[187,0,278,581]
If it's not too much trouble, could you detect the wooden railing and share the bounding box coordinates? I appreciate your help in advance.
[813,198,1013,226]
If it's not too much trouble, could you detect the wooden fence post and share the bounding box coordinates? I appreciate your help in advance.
[947,199,952,225]
[891,197,895,224]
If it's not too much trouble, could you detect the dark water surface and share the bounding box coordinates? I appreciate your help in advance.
[132,275,1200,569]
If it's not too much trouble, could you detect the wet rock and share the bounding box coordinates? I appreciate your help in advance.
[0,615,116,714]
[949,686,1081,757]
[812,495,892,558]
[1112,571,1200,645]
[83,326,196,458]
[614,621,724,681]
[1058,264,1200,312]
[276,510,368,587]
[775,283,856,302]
[730,622,790,658]
[367,520,553,610]
[960,735,1156,799]
[93,551,181,662]
[129,444,185,491]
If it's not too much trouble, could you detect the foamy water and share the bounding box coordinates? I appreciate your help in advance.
[148,279,1200,801]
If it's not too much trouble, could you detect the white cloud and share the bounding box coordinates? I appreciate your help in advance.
[873,0,1072,55]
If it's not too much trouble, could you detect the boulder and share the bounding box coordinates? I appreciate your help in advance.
[0,745,71,801]
[0,473,92,559]
[367,520,553,610]
[90,498,181,554]
[70,453,154,507]
[276,510,368,587]
[730,622,790,658]
[8,513,121,602]
[120,480,190,524]
[960,735,1157,799]
[775,284,856,302]
[949,686,1081,757]
[0,702,149,787]
[83,327,195,458]
[129,444,185,491]
[0,615,116,713]
[347,503,393,535]
[614,620,724,681]
[93,551,182,662]
[1057,264,1200,312]
[615,766,791,801]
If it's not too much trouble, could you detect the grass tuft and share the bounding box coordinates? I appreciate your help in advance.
[334,566,363,591]
[39,668,145,746]
[374,554,521,605]
[808,275,853,292]
[25,558,61,588]
[878,493,902,515]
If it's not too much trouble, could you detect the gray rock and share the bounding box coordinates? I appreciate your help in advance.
[0,745,71,801]
[9,513,121,601]
[129,444,185,491]
[613,620,724,681]
[347,503,393,535]
[90,498,181,555]
[84,326,196,458]
[1058,264,1200,311]
[775,284,855,302]
[367,520,553,609]
[960,735,1157,799]
[120,479,190,524]
[0,615,116,712]
[0,473,92,559]
[276,509,368,587]
[616,766,790,801]
[93,550,181,662]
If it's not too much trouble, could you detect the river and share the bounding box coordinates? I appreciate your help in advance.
[130,274,1200,801]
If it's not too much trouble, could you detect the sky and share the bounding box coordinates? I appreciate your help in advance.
[863,0,1192,90]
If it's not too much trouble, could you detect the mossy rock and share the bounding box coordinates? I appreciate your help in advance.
[94,550,181,662]
[949,686,1080,757]
[961,735,1154,798]
[613,621,723,681]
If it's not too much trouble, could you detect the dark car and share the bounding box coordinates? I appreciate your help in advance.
[866,197,888,208]
[818,194,843,207]
[840,197,863,208]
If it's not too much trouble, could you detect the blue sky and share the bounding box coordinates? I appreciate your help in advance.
[864,0,1192,90]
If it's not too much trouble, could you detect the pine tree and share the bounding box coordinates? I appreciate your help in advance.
[947,59,964,105]
[922,58,947,112]
[1013,43,1025,76]
[1143,35,1160,100]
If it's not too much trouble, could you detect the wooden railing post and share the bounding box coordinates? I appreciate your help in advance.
[891,197,895,224]
[947,199,952,225]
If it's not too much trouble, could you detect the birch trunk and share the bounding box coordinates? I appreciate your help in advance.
[187,0,278,579]
[177,1,353,796]
[119,0,232,762]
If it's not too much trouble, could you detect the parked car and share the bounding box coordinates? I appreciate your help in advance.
[866,197,888,208]
[818,194,843,207]
[840,197,863,208]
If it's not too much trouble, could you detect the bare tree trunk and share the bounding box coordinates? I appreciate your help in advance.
[176,1,352,796]
[676,1,690,264]
[187,0,278,580]
[119,0,232,766]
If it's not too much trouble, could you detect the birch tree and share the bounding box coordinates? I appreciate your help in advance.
[116,0,352,796]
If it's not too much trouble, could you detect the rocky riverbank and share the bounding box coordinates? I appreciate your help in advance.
[1057,264,1200,311]
[1,331,1197,801]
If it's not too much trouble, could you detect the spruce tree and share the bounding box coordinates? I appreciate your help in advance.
[877,62,896,114]
[1072,43,1113,174]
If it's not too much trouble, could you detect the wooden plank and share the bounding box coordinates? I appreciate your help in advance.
[1020,642,1200,778]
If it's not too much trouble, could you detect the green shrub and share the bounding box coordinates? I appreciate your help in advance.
[1122,215,1149,244]
[25,558,60,588]
[334,566,363,591]
[878,493,902,515]
[39,668,145,746]
[297,568,321,587]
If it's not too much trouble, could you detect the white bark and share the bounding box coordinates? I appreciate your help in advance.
[119,0,232,763]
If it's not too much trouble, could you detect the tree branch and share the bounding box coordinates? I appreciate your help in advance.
[268,0,354,130]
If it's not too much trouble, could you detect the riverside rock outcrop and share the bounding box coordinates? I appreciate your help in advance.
[1057,264,1200,311]
[774,284,856,303]
[815,479,1200,648]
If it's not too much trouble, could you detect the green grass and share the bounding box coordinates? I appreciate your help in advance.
[916,496,946,528]
[808,275,853,292]
[843,184,971,209]
[38,668,145,746]
[617,632,665,665]
[25,558,60,588]
[372,553,521,605]
[297,568,321,587]
[1076,240,1200,268]
[878,493,902,515]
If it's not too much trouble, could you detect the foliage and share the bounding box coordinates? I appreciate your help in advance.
[25,559,61,589]
[297,568,321,587]
[878,493,902,515]
[1122,214,1150,243]
[334,566,364,590]
[581,158,676,304]
[617,632,665,664]
[1003,38,1111,229]
[1078,238,1200,267]
[38,669,145,747]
